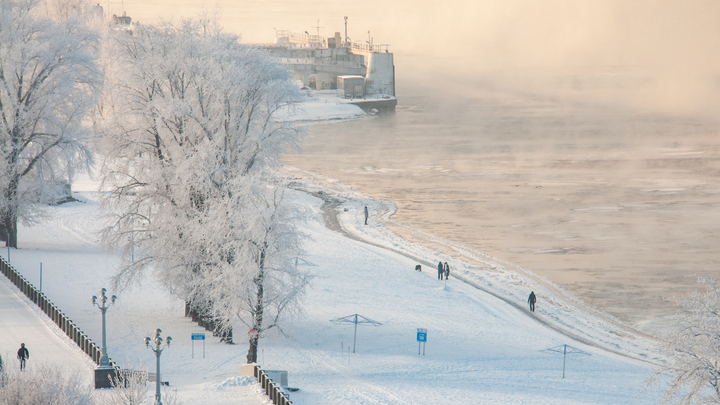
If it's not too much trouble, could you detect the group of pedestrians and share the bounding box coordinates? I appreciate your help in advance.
[437,261,450,280]
[369,206,541,312]
[429,258,538,312]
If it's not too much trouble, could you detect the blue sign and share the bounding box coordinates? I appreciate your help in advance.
[191,333,205,340]
[417,328,427,342]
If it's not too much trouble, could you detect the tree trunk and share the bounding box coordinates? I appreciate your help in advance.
[2,177,19,248]
[247,333,259,363]
[246,289,264,363]
[1,211,17,248]
[246,249,266,363]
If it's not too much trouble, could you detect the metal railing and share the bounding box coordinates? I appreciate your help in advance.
[276,30,326,47]
[0,256,118,370]
[350,41,390,54]
[274,30,390,53]
[279,58,363,69]
[254,365,293,405]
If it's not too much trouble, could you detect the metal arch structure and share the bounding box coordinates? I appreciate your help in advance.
[294,257,318,268]
[541,344,590,378]
[330,314,382,353]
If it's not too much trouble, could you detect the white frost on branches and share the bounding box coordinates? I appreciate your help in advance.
[649,279,720,404]
[0,0,100,246]
[96,18,308,354]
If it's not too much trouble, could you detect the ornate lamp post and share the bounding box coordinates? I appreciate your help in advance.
[145,328,172,405]
[92,288,117,388]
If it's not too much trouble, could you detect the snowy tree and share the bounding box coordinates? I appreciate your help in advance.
[649,279,720,404]
[0,0,100,247]
[203,183,310,363]
[38,0,101,22]
[96,19,308,352]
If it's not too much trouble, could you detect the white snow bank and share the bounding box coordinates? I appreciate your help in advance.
[274,90,367,123]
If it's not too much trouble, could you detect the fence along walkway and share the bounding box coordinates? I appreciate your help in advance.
[254,365,293,405]
[0,256,118,370]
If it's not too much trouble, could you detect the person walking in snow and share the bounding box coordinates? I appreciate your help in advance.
[17,343,29,370]
[437,261,444,280]
[364,206,369,225]
[444,262,450,280]
[528,291,537,312]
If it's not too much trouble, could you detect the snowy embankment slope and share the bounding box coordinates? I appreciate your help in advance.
[273,90,367,123]
[287,168,661,363]
[1,168,664,404]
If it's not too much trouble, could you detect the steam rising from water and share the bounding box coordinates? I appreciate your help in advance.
[116,0,720,117]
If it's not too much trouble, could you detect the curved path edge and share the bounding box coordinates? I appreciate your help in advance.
[309,191,660,367]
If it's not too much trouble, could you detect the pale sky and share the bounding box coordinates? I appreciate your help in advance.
[110,0,720,116]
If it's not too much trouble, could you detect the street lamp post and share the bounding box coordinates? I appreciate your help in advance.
[145,328,172,405]
[92,288,117,389]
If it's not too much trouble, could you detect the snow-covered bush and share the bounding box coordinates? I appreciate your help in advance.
[649,278,720,404]
[0,365,95,405]
[97,370,150,405]
[93,369,182,405]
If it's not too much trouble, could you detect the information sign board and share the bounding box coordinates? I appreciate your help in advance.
[191,333,206,358]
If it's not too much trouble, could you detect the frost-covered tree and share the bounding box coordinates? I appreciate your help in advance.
[0,0,100,247]
[649,279,720,404]
[205,183,310,363]
[96,19,307,352]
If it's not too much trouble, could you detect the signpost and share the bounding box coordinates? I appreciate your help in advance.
[417,328,427,355]
[191,333,205,358]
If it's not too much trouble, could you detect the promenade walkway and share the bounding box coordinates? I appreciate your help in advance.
[0,273,94,382]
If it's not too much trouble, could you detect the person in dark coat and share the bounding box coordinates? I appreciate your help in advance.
[444,262,450,280]
[17,343,29,370]
[437,261,444,280]
[364,206,369,225]
[528,291,537,312]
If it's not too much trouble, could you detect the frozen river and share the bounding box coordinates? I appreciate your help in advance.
[283,88,720,335]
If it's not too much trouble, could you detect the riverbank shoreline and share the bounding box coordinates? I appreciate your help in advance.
[287,167,661,363]
[283,89,720,337]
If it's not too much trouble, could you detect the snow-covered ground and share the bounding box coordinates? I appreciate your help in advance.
[0,163,666,404]
[273,90,368,123]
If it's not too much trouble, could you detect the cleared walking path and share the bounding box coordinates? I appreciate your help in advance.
[0,272,95,381]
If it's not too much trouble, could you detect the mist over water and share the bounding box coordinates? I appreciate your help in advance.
[113,0,720,333]
[285,91,720,334]
[114,0,720,116]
